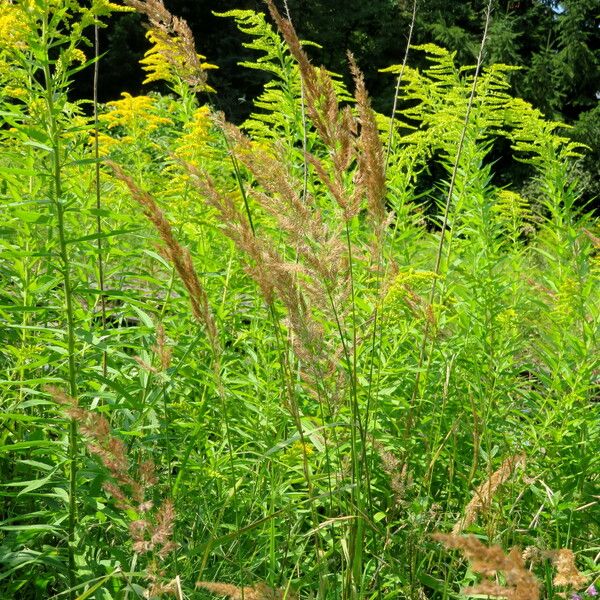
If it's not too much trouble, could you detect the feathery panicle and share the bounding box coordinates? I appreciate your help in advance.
[107,161,219,350]
[134,325,172,375]
[186,162,346,404]
[433,534,539,600]
[372,438,409,505]
[266,0,390,246]
[348,52,387,229]
[549,549,589,589]
[304,151,359,221]
[196,581,296,600]
[49,385,178,598]
[266,0,341,149]
[151,500,178,559]
[265,0,357,192]
[453,453,525,534]
[187,163,282,304]
[134,355,160,375]
[146,576,180,598]
[582,228,600,248]
[221,120,348,297]
[153,323,172,371]
[47,385,145,507]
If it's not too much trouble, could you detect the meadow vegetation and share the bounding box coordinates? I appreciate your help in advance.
[0,0,598,598]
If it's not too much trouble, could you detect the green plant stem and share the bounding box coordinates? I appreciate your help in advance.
[93,22,107,378]
[223,134,327,593]
[344,222,364,600]
[42,16,78,597]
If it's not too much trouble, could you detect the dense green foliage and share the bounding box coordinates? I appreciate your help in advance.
[0,1,598,599]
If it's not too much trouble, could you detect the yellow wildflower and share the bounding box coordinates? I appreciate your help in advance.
[493,189,533,238]
[553,277,580,323]
[0,2,28,81]
[96,92,172,154]
[175,105,213,164]
[56,47,87,77]
[591,254,600,276]
[90,0,135,16]
[101,92,172,131]
[140,28,217,92]
[0,4,28,51]
[282,440,314,466]
[4,86,27,100]
[385,270,438,304]
[497,308,518,328]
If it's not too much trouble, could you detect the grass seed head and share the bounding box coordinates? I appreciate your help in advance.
[196,581,296,600]
[454,453,526,534]
[550,549,589,589]
[434,533,539,600]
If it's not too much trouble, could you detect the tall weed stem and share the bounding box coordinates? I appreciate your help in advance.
[41,14,78,596]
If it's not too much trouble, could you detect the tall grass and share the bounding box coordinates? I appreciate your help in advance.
[0,0,598,599]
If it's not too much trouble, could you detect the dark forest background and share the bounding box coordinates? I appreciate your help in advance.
[80,0,600,208]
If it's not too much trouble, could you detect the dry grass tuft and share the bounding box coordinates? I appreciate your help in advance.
[453,453,526,534]
[549,549,589,589]
[433,533,539,600]
[196,581,297,600]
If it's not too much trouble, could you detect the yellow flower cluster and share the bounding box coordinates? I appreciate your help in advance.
[96,92,173,154]
[385,270,437,303]
[54,46,87,78]
[592,253,600,277]
[497,308,519,332]
[493,189,533,237]
[282,440,314,467]
[1,0,129,86]
[160,105,217,234]
[0,3,28,80]
[89,0,134,17]
[0,4,27,50]
[4,86,27,100]
[140,29,217,92]
[175,105,212,165]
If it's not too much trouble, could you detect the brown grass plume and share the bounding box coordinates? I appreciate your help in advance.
[107,161,219,350]
[196,581,297,600]
[434,533,539,600]
[453,453,525,534]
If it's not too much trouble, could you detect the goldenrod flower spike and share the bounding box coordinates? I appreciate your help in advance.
[124,0,217,93]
